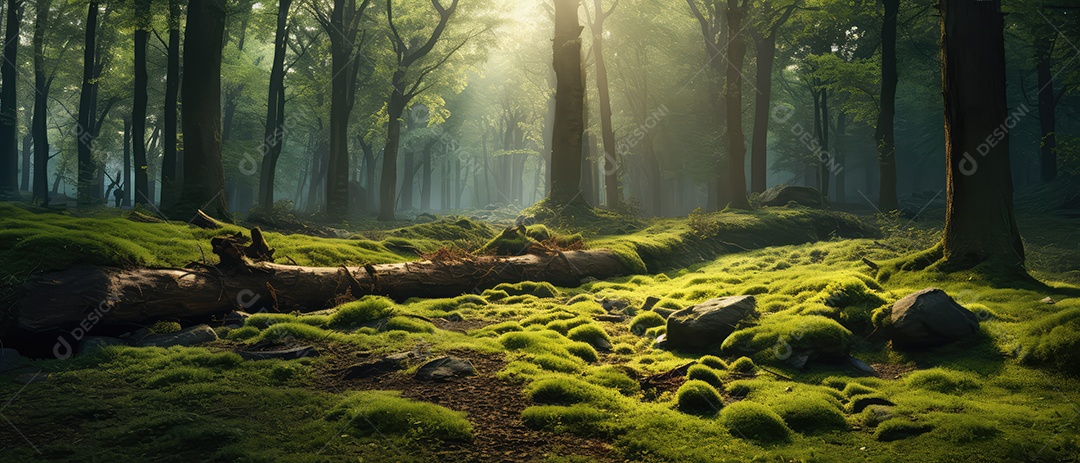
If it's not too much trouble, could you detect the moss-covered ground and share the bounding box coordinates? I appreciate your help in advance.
[1,202,1078,462]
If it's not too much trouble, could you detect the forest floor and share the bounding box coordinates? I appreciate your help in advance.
[0,199,1079,462]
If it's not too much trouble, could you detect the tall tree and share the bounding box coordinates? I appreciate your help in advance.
[0,0,24,200]
[76,0,101,206]
[31,0,52,204]
[160,0,182,208]
[748,0,798,194]
[258,0,292,212]
[1034,33,1057,182]
[876,0,899,211]
[939,0,1023,270]
[313,0,372,219]
[132,0,151,205]
[724,0,750,209]
[584,0,619,209]
[686,0,729,210]
[549,0,585,205]
[378,0,461,221]
[177,0,229,217]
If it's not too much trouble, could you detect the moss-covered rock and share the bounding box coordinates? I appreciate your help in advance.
[719,401,792,442]
[676,380,724,416]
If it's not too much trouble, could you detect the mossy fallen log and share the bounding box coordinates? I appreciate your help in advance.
[15,233,631,332]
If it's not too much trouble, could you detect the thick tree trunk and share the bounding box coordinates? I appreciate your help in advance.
[76,0,99,207]
[177,0,229,218]
[940,0,1024,270]
[20,133,31,191]
[816,88,830,205]
[1035,37,1057,182]
[31,0,50,205]
[122,119,131,207]
[324,0,356,219]
[876,0,899,211]
[550,0,585,205]
[0,0,22,201]
[591,0,619,209]
[750,34,776,194]
[161,0,181,209]
[17,247,631,332]
[133,0,150,206]
[380,82,406,220]
[724,0,750,210]
[258,0,292,212]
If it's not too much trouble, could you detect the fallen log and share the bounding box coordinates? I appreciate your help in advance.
[16,245,632,332]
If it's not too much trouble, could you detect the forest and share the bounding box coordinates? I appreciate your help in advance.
[0,0,1078,461]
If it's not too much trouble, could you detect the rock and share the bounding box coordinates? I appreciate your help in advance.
[593,314,625,323]
[237,346,320,361]
[224,311,252,325]
[341,352,416,379]
[758,185,825,208]
[848,357,877,375]
[79,336,127,354]
[1040,297,1056,305]
[0,348,28,372]
[121,328,152,343]
[136,324,219,348]
[640,296,661,312]
[601,298,631,313]
[415,356,477,381]
[665,296,758,351]
[890,288,979,348]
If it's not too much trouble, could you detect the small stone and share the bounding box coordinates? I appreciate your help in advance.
[0,348,28,372]
[414,356,477,381]
[1040,297,1056,305]
[848,356,877,375]
[224,311,252,325]
[341,352,414,379]
[640,296,661,312]
[136,324,219,348]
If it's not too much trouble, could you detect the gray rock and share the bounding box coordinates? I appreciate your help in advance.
[79,336,127,354]
[341,352,416,379]
[602,299,631,313]
[640,296,661,312]
[224,311,252,325]
[758,184,825,208]
[665,296,758,351]
[136,324,219,348]
[0,348,28,372]
[890,288,979,348]
[848,357,877,375]
[415,356,477,381]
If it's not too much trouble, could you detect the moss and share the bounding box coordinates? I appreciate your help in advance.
[729,357,757,374]
[494,281,560,298]
[629,311,666,336]
[329,297,397,328]
[567,324,611,346]
[327,391,473,441]
[471,321,523,337]
[584,367,640,395]
[905,369,981,394]
[1022,307,1080,375]
[719,401,791,442]
[479,226,539,256]
[532,354,582,373]
[521,405,609,436]
[721,314,854,362]
[842,382,877,398]
[873,418,934,441]
[546,317,592,335]
[146,366,216,388]
[526,376,612,406]
[698,355,727,370]
[769,396,848,434]
[482,289,510,301]
[675,380,724,416]
[931,415,1000,443]
[566,342,599,363]
[244,313,297,329]
[613,343,635,355]
[226,326,260,341]
[383,316,435,333]
[150,321,182,334]
[686,365,724,388]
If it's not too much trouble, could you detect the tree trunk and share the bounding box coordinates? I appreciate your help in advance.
[380,80,406,220]
[0,0,22,201]
[258,0,292,212]
[401,141,415,210]
[360,136,377,211]
[31,0,50,205]
[177,0,229,218]
[123,119,131,207]
[420,139,433,211]
[1035,37,1057,182]
[133,0,150,206]
[724,0,750,210]
[876,0,899,211]
[161,0,182,209]
[76,0,100,207]
[591,0,619,209]
[834,111,847,202]
[940,0,1024,271]
[550,0,585,205]
[817,87,830,205]
[750,34,776,194]
[324,0,360,219]
[17,246,631,332]
[20,133,31,191]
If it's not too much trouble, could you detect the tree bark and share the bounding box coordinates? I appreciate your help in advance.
[724,0,750,210]
[31,0,50,205]
[177,0,229,218]
[750,34,776,194]
[17,247,632,332]
[940,0,1024,270]
[76,0,100,207]
[123,118,131,207]
[20,133,31,191]
[550,0,586,206]
[161,0,182,209]
[258,0,292,212]
[133,0,150,206]
[590,0,619,209]
[1035,36,1057,182]
[876,0,899,211]
[0,0,22,201]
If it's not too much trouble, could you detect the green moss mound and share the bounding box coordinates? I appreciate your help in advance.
[769,396,848,434]
[329,297,397,328]
[719,401,792,442]
[327,391,473,441]
[584,367,640,395]
[526,376,611,406]
[873,418,934,442]
[905,369,981,394]
[567,324,611,346]
[729,356,757,374]
[676,380,724,416]
[686,365,724,388]
[629,311,666,336]
[493,281,560,298]
[721,315,854,362]
[521,405,609,436]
